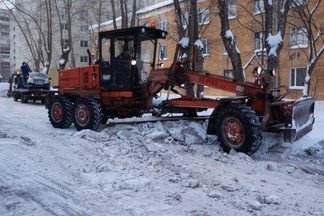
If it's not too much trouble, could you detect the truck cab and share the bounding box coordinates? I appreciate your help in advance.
[99,26,167,90]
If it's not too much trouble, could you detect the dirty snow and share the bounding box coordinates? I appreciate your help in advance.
[0,83,323,215]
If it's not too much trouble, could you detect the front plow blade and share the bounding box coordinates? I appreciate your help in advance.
[283,98,315,142]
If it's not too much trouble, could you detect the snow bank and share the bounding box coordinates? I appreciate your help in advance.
[0,96,323,215]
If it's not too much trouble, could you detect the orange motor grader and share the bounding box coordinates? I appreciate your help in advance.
[46,26,315,155]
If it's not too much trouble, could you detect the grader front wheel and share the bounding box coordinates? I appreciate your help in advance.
[48,95,73,128]
[216,104,262,155]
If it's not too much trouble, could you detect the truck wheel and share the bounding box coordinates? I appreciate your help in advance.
[21,94,28,103]
[215,104,262,155]
[73,97,102,131]
[13,93,18,102]
[48,95,73,128]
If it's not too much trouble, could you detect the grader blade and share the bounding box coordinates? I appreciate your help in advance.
[283,98,315,142]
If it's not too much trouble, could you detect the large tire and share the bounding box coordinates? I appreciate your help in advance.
[101,115,109,124]
[73,97,102,131]
[215,104,262,155]
[48,95,73,128]
[21,93,28,103]
[13,93,19,102]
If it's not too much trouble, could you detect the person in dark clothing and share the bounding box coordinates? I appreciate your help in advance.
[21,62,31,82]
[116,47,131,62]
[115,47,132,85]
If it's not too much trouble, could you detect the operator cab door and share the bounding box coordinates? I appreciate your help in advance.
[99,35,137,90]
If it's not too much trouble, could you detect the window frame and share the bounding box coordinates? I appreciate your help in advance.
[290,26,308,49]
[198,8,210,25]
[159,18,168,31]
[228,0,237,19]
[202,38,210,56]
[253,0,265,14]
[60,8,68,20]
[224,70,234,79]
[254,31,265,51]
[289,67,306,89]
[159,45,168,60]
[80,40,88,48]
[291,0,308,8]
[80,25,88,33]
[60,23,68,31]
[80,56,88,63]
[181,12,189,28]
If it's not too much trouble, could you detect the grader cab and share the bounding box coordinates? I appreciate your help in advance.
[46,26,315,155]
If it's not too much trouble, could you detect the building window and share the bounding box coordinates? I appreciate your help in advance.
[80,25,88,33]
[60,8,68,20]
[202,38,210,56]
[290,27,308,48]
[61,23,68,31]
[254,0,264,14]
[224,70,234,79]
[159,19,168,31]
[63,39,69,49]
[198,8,209,25]
[254,32,265,51]
[228,0,237,19]
[290,68,306,88]
[80,40,88,47]
[80,56,88,63]
[79,10,88,20]
[159,46,167,60]
[291,0,308,7]
[181,12,189,28]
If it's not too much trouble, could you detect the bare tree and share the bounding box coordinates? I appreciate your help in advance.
[218,0,244,82]
[88,0,110,59]
[111,0,118,30]
[54,0,88,69]
[288,0,324,97]
[263,0,293,87]
[173,0,215,97]
[2,0,53,73]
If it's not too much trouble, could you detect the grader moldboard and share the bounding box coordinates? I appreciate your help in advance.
[46,26,315,155]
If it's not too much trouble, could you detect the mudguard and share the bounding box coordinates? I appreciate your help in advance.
[283,97,315,142]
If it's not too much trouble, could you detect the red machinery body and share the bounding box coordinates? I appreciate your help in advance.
[46,26,315,155]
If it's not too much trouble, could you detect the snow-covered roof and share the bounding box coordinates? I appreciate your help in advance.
[136,0,174,15]
[90,17,122,31]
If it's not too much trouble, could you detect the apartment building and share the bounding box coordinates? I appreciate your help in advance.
[0,8,14,81]
[12,0,93,85]
[134,0,324,99]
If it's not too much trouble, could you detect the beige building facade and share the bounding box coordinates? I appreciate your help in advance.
[133,0,324,99]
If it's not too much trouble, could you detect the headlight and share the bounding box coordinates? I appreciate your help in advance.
[131,60,137,66]
[257,67,262,75]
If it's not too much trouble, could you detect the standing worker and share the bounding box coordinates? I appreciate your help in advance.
[21,62,31,82]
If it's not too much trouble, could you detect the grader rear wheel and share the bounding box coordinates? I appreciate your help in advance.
[73,97,102,131]
[216,104,262,155]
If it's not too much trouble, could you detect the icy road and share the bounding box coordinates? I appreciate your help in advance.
[0,84,323,216]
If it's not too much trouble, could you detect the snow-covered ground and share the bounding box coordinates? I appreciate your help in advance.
[0,83,323,216]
